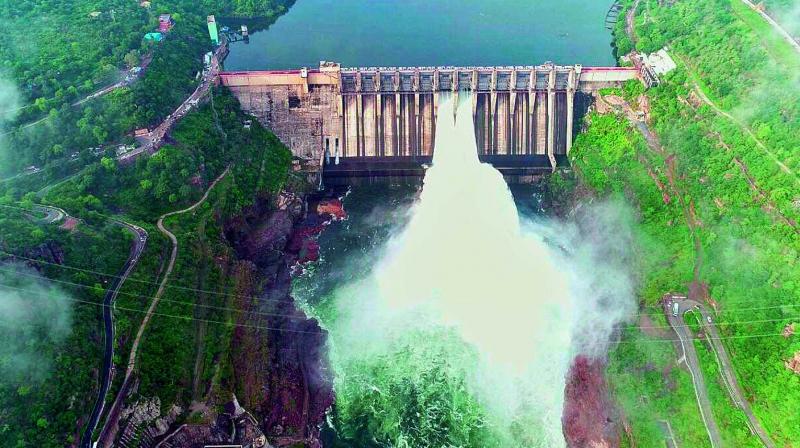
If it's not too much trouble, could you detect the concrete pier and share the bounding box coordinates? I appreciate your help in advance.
[219,62,639,179]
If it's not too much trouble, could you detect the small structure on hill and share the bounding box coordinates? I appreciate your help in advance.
[632,47,677,88]
[144,32,163,42]
[207,15,219,46]
[642,48,677,76]
[158,14,174,32]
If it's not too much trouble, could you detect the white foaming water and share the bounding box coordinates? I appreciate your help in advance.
[373,95,575,445]
[324,94,635,446]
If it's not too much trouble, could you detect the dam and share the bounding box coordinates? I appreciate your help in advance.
[219,62,640,182]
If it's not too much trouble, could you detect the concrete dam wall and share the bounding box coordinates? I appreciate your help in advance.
[219,62,639,181]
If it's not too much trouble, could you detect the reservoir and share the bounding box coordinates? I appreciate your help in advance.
[222,0,618,70]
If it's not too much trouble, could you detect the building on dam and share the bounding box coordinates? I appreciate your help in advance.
[219,61,640,183]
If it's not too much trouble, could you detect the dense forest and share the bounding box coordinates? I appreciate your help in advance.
[0,0,296,444]
[0,208,134,446]
[0,87,291,446]
[0,0,292,177]
[203,0,295,18]
[566,0,800,445]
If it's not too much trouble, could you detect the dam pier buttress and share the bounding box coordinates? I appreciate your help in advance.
[219,62,639,183]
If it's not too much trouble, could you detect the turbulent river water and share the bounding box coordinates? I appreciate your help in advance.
[294,97,635,446]
[229,1,627,444]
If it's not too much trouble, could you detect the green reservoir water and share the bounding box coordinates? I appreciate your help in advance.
[223,0,617,70]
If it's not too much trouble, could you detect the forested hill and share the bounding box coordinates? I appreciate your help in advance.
[567,0,800,446]
[0,0,293,177]
[203,0,295,17]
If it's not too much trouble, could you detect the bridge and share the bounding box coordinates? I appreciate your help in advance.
[219,62,640,182]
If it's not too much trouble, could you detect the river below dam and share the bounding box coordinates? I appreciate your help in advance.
[223,1,626,445]
[222,0,617,69]
[288,97,635,446]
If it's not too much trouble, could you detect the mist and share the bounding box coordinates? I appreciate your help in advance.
[319,95,637,446]
[773,2,800,37]
[0,73,22,174]
[0,263,73,383]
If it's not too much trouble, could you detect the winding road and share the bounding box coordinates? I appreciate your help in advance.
[664,295,776,448]
[664,295,723,448]
[81,220,148,448]
[117,41,226,163]
[96,167,229,447]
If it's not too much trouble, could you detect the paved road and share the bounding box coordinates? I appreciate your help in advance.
[97,168,229,447]
[664,295,776,448]
[664,295,723,448]
[1,79,122,137]
[81,220,148,448]
[0,203,65,223]
[690,300,776,448]
[0,114,52,137]
[32,204,66,223]
[739,0,800,55]
[118,42,226,163]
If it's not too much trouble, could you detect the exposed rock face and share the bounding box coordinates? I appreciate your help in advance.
[115,397,182,447]
[224,193,336,447]
[22,240,65,265]
[786,351,800,375]
[562,356,621,448]
[156,398,269,448]
[108,193,336,448]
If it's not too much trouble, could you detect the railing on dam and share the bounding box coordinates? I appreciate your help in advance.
[218,61,640,179]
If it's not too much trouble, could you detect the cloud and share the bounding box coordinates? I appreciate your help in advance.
[0,263,73,383]
[0,73,22,174]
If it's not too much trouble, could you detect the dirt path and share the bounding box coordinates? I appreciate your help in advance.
[599,93,705,283]
[600,94,723,445]
[632,90,776,446]
[688,82,798,184]
[97,167,229,446]
[625,0,641,45]
[630,114,705,284]
[125,166,230,386]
